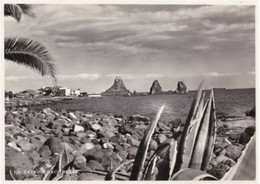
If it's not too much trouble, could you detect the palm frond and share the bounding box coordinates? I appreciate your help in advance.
[5,37,56,81]
[4,4,35,22]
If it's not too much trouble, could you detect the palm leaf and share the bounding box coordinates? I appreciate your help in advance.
[129,105,165,180]
[5,37,56,81]
[4,4,35,22]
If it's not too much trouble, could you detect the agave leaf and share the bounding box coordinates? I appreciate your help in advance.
[181,92,205,169]
[221,135,256,180]
[173,84,203,174]
[189,97,211,169]
[43,147,72,180]
[105,159,134,180]
[171,168,217,180]
[157,139,178,180]
[144,156,158,180]
[9,170,16,180]
[201,90,217,171]
[189,90,216,171]
[142,140,173,180]
[130,105,165,180]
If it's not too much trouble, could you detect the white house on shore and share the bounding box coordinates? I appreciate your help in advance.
[56,87,71,96]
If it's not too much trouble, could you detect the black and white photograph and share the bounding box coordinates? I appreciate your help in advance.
[2,1,257,182]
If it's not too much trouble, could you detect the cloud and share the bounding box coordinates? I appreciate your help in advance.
[6,74,101,82]
[57,74,100,80]
[107,73,164,80]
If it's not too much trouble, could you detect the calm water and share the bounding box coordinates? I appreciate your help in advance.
[32,88,255,123]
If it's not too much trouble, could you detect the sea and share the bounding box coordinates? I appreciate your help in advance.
[31,88,255,123]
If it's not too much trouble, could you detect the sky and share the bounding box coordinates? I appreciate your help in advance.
[4,4,255,93]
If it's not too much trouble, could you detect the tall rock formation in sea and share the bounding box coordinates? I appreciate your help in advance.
[101,77,131,96]
[174,81,188,93]
[149,80,163,95]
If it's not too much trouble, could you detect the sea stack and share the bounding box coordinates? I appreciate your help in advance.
[101,77,131,96]
[174,81,188,93]
[149,80,163,95]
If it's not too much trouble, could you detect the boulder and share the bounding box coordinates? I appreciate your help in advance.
[74,124,84,132]
[149,140,158,151]
[101,77,131,96]
[77,143,95,156]
[75,155,87,165]
[38,146,52,158]
[43,137,63,155]
[127,147,138,159]
[129,115,150,122]
[5,147,34,180]
[30,137,43,149]
[157,134,167,144]
[127,137,140,147]
[7,141,21,152]
[17,140,34,152]
[91,124,102,132]
[174,81,188,93]
[119,124,134,135]
[245,107,255,117]
[149,80,163,95]
[87,160,104,171]
[69,112,78,120]
[225,145,243,161]
[83,147,104,162]
[239,126,255,145]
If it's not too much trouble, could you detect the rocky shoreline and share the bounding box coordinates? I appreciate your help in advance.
[5,107,255,180]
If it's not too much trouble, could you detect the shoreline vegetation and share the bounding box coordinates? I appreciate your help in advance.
[5,88,256,180]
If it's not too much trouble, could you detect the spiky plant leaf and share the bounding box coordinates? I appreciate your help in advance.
[189,97,211,169]
[173,84,203,174]
[4,4,35,22]
[157,139,178,180]
[43,147,72,180]
[130,105,165,180]
[181,92,205,169]
[142,140,173,180]
[189,90,216,170]
[105,159,134,180]
[5,37,56,81]
[171,168,217,180]
[221,135,256,180]
[201,90,217,171]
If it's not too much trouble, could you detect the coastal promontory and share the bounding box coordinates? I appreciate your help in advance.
[174,81,188,93]
[149,80,163,95]
[101,77,130,96]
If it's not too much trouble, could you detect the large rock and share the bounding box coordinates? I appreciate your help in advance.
[239,126,255,145]
[5,147,34,180]
[101,77,131,96]
[43,137,63,155]
[225,145,243,161]
[149,80,163,95]
[245,107,255,117]
[174,81,188,93]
